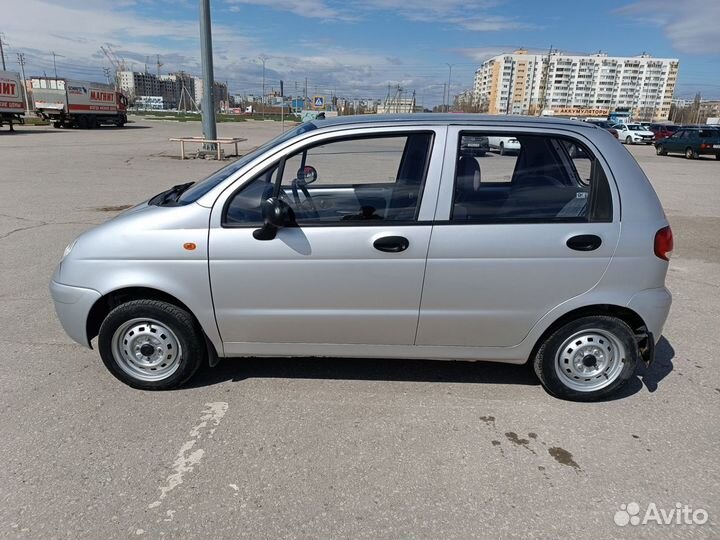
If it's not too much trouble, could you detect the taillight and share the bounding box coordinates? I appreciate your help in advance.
[654,226,673,261]
[700,143,711,150]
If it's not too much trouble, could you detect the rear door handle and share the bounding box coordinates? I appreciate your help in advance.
[566,234,602,251]
[373,235,409,253]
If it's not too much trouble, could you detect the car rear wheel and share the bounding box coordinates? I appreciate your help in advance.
[533,316,638,401]
[656,145,666,156]
[685,147,697,159]
[625,136,633,145]
[98,299,206,390]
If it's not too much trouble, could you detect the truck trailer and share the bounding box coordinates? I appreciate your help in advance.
[0,71,25,132]
[31,77,128,129]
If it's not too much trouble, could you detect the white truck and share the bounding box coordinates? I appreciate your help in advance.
[31,77,128,129]
[0,71,25,132]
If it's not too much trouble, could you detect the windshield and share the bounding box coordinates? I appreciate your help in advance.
[176,122,318,204]
[627,125,644,131]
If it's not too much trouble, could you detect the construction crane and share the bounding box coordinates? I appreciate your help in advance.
[100,44,127,72]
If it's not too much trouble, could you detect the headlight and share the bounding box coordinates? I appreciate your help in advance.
[63,240,77,258]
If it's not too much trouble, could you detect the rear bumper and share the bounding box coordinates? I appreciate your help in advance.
[627,287,672,343]
[50,280,101,348]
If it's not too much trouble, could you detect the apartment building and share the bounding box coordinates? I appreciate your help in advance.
[117,70,225,111]
[473,50,679,121]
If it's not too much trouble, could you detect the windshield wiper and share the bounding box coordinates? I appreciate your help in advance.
[148,182,195,206]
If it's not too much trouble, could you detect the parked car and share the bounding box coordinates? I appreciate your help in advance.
[654,127,720,159]
[613,123,655,145]
[584,119,619,139]
[51,114,672,401]
[487,136,521,154]
[648,123,679,141]
[460,134,489,156]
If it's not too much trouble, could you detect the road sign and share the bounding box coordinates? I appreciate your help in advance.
[312,95,325,109]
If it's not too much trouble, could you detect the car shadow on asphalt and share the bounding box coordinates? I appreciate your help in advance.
[186,355,541,389]
[612,336,675,400]
[186,337,675,401]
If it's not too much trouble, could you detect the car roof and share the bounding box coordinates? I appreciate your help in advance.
[311,113,598,131]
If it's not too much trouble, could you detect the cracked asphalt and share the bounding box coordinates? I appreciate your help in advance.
[0,120,718,539]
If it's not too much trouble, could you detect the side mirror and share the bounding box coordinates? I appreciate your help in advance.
[253,197,295,241]
[296,165,318,186]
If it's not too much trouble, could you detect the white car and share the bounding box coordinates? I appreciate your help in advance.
[613,123,655,145]
[487,136,521,155]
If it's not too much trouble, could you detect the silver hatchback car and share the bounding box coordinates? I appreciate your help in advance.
[50,115,672,401]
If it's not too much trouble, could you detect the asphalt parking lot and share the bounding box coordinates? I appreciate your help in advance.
[0,120,718,539]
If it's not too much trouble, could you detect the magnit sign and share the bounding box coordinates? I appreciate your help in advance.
[90,90,115,102]
[0,78,19,98]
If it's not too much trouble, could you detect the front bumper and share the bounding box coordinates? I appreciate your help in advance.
[50,280,101,348]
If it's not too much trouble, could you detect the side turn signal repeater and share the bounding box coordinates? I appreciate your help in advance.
[183,242,197,251]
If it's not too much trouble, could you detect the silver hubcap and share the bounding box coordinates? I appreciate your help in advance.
[554,329,626,392]
[112,318,182,382]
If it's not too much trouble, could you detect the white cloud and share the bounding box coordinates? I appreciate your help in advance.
[617,0,720,54]
[222,0,532,30]
[455,46,548,63]
[358,0,532,31]
[224,0,353,20]
[1,0,474,105]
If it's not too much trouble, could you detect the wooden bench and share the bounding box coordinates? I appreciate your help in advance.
[169,137,248,160]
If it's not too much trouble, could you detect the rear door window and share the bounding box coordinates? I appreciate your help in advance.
[451,133,612,223]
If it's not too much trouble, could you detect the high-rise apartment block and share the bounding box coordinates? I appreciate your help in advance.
[473,49,679,121]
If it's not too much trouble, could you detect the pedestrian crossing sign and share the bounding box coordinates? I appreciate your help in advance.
[313,95,325,109]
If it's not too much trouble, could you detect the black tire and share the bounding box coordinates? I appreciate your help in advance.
[685,147,696,159]
[98,299,206,390]
[77,116,88,129]
[655,145,666,156]
[532,315,638,402]
[716,154,720,160]
[625,135,633,145]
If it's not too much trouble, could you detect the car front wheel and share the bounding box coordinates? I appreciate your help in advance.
[685,147,697,159]
[98,299,206,390]
[624,136,633,145]
[533,316,639,401]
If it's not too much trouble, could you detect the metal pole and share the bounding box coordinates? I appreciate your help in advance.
[199,0,217,150]
[17,53,30,112]
[446,63,453,112]
[0,34,6,70]
[258,55,267,119]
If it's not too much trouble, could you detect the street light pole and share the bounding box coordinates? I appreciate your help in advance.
[258,54,268,119]
[51,52,64,79]
[446,63,453,113]
[0,33,7,71]
[199,0,217,150]
[17,53,31,112]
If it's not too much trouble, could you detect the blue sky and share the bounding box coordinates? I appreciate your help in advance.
[3,0,719,106]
